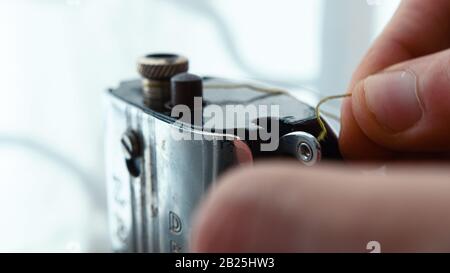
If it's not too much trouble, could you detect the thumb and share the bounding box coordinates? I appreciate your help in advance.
[351,49,450,153]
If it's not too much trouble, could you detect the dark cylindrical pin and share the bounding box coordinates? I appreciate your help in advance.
[171,73,203,126]
[171,73,203,109]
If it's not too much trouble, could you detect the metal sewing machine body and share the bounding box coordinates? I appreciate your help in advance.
[105,54,341,253]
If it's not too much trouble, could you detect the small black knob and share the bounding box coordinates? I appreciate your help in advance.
[171,73,203,109]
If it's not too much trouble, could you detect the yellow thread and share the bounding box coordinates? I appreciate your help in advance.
[208,83,351,142]
[204,83,285,94]
[148,82,285,94]
[316,93,352,142]
[150,80,349,141]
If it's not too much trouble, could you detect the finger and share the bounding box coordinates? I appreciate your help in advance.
[191,163,450,252]
[340,0,450,160]
[351,49,450,153]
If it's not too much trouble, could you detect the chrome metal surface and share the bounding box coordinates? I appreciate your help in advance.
[106,92,251,253]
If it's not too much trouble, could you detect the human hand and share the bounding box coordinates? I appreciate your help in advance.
[340,0,450,161]
[190,0,450,253]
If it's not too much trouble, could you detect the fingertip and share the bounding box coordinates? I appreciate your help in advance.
[190,167,263,253]
[351,58,450,152]
[190,165,307,253]
[190,191,251,252]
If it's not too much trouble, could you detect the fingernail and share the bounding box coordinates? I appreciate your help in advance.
[364,70,423,132]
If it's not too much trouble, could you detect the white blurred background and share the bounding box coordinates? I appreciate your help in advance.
[0,0,400,252]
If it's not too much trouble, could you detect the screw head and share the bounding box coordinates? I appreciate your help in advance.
[120,130,141,160]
